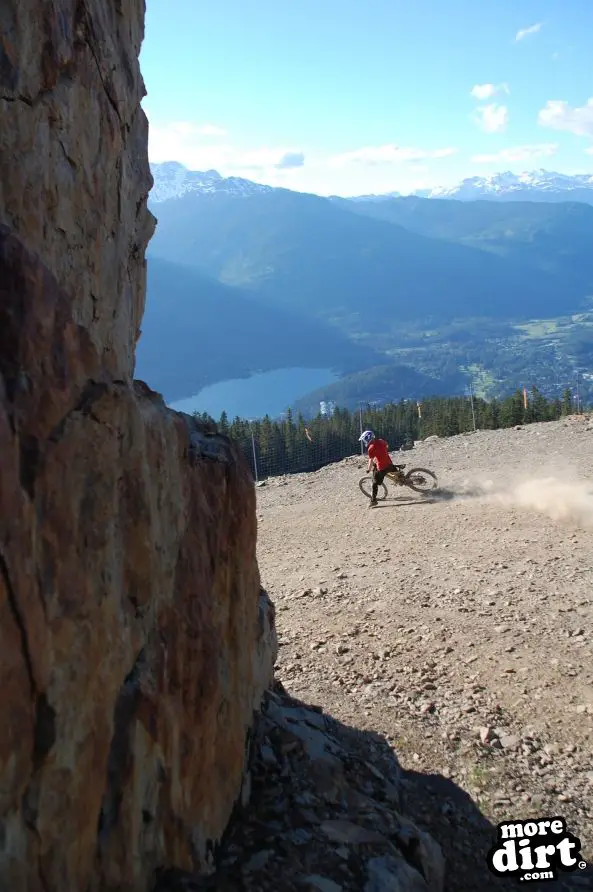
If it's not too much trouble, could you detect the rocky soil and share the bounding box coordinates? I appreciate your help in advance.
[161,415,593,891]
[201,415,593,891]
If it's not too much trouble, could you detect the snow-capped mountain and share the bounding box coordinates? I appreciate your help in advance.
[413,170,593,203]
[150,162,593,206]
[149,161,272,203]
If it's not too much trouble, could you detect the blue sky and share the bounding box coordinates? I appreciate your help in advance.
[141,0,593,196]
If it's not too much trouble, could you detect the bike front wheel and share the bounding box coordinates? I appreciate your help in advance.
[404,467,438,493]
[359,476,388,501]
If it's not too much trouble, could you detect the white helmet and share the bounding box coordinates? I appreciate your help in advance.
[359,430,375,447]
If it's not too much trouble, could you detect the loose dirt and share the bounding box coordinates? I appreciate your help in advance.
[255,415,593,890]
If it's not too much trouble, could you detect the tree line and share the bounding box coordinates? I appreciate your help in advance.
[193,386,582,480]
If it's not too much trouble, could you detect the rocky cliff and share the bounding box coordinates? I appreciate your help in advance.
[0,0,153,379]
[0,2,276,891]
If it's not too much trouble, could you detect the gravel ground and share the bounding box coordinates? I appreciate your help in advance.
[255,415,593,891]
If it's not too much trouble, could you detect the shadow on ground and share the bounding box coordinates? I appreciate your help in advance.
[362,484,489,508]
[374,497,437,508]
[431,485,489,502]
[151,682,587,891]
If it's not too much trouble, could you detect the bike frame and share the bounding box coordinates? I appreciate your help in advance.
[384,469,405,485]
[359,464,438,501]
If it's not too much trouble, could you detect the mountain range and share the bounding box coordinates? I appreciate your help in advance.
[149,162,593,206]
[138,162,593,415]
[415,170,593,204]
[149,162,274,203]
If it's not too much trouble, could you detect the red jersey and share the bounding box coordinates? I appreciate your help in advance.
[368,438,392,471]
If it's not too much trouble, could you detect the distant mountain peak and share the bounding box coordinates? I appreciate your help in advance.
[150,163,593,206]
[346,169,593,204]
[149,162,272,203]
[415,169,593,202]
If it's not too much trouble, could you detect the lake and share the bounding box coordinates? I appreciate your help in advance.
[168,367,338,420]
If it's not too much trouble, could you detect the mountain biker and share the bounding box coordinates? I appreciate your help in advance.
[359,430,402,507]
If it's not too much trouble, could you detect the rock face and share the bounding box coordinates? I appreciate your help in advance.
[0,0,154,379]
[0,3,276,891]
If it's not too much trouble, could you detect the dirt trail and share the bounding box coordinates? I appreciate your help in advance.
[256,416,593,890]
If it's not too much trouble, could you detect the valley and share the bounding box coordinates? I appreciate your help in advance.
[139,164,593,418]
[303,307,593,412]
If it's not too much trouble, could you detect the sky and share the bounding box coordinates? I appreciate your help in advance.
[140,0,593,197]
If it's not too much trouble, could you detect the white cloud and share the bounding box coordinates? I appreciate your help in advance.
[538,98,593,138]
[147,119,305,175]
[585,146,593,155]
[275,151,305,170]
[145,117,465,197]
[330,144,458,167]
[515,22,543,41]
[470,83,509,101]
[472,144,558,163]
[473,103,509,133]
[232,147,308,173]
[197,124,227,137]
[145,117,461,195]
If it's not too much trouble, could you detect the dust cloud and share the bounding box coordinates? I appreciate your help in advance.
[437,473,593,529]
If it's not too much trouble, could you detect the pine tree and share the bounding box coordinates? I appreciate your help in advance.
[220,388,570,481]
[562,388,573,416]
[218,410,229,434]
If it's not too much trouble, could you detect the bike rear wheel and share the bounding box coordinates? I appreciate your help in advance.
[404,467,438,493]
[359,476,388,501]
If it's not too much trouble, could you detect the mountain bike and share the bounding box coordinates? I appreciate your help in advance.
[359,463,438,501]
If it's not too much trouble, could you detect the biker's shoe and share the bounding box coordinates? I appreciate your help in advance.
[369,499,378,508]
